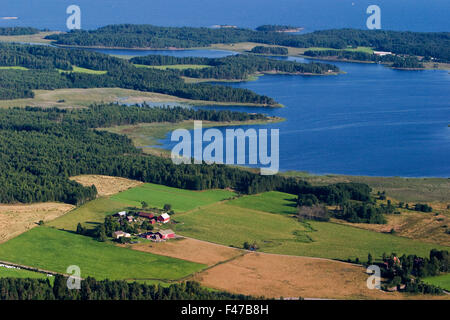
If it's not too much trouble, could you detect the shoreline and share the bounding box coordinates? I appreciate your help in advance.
[101,117,285,156]
[298,55,449,71]
[102,120,450,187]
[5,34,448,71]
[53,43,208,51]
[24,40,446,72]
[0,87,284,109]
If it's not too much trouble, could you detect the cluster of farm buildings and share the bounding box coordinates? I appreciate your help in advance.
[112,211,175,242]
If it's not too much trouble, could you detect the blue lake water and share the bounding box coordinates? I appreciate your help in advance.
[104,49,449,177]
[1,0,449,32]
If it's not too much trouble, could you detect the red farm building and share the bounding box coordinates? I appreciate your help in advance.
[157,229,175,240]
[138,212,155,219]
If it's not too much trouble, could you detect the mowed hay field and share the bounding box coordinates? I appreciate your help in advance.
[228,191,298,215]
[0,227,205,281]
[173,202,449,261]
[129,238,244,266]
[70,175,143,197]
[0,203,74,243]
[195,252,449,300]
[47,197,128,232]
[111,183,236,212]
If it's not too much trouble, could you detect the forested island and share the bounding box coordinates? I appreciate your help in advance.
[250,46,289,55]
[45,25,450,63]
[0,27,40,36]
[131,54,339,80]
[303,50,425,69]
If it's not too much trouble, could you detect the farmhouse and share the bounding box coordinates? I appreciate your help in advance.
[139,212,155,219]
[157,213,171,224]
[114,211,127,217]
[113,231,131,239]
[157,229,175,240]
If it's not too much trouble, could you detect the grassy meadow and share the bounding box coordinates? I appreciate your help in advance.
[422,274,450,291]
[0,66,29,70]
[305,46,374,54]
[47,197,128,231]
[110,183,236,212]
[0,227,205,280]
[0,267,52,280]
[58,66,107,75]
[173,197,448,261]
[0,31,58,44]
[228,191,298,215]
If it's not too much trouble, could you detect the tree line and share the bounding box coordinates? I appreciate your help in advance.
[45,25,450,62]
[295,183,400,224]
[0,27,40,36]
[255,25,300,32]
[0,277,259,300]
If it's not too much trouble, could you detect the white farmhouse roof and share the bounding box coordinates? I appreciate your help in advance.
[160,213,170,220]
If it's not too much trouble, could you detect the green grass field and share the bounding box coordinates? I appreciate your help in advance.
[422,274,450,291]
[111,183,236,212]
[0,227,205,280]
[58,66,107,75]
[47,197,128,231]
[0,66,29,70]
[134,64,211,70]
[305,46,374,54]
[0,267,51,280]
[173,200,448,261]
[227,191,298,215]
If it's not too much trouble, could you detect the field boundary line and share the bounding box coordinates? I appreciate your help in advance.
[0,260,80,279]
[179,235,364,267]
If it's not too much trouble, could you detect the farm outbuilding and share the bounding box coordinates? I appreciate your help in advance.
[157,213,171,224]
[157,229,175,240]
[113,231,131,239]
[139,212,155,219]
